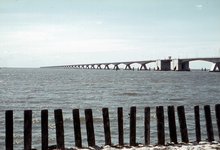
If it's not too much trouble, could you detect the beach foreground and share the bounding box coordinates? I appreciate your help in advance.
[49,140,220,150]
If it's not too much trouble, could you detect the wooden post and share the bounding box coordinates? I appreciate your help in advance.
[194,106,201,142]
[24,110,32,150]
[156,106,165,145]
[6,110,13,150]
[85,109,95,146]
[130,107,136,146]
[215,104,220,140]
[144,107,150,145]
[177,106,189,143]
[167,106,177,144]
[102,108,111,145]
[41,110,48,150]
[204,105,214,142]
[118,107,124,146]
[54,109,65,150]
[72,109,82,148]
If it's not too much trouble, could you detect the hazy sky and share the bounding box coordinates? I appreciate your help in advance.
[0,0,220,68]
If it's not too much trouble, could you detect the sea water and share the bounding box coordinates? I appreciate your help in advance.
[0,68,219,149]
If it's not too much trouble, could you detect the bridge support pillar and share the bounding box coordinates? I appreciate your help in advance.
[113,65,119,70]
[140,64,147,70]
[156,60,171,71]
[210,62,220,72]
[97,65,102,69]
[172,59,190,71]
[125,64,131,70]
[104,65,110,70]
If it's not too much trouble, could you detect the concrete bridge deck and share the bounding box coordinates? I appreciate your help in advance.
[41,57,220,72]
[172,57,220,72]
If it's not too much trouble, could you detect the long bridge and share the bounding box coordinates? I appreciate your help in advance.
[41,57,220,72]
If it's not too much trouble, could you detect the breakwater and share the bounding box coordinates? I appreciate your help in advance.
[5,104,220,150]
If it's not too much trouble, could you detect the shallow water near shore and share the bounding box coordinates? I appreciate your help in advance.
[0,68,220,149]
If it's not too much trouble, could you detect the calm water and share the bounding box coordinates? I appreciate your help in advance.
[0,68,220,149]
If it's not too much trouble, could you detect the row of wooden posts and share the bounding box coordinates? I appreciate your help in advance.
[5,104,220,150]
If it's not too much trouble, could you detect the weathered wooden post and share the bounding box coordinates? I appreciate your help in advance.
[215,104,220,140]
[41,110,48,150]
[167,106,177,144]
[72,109,82,148]
[102,108,111,145]
[194,106,201,142]
[118,107,124,146]
[145,107,150,145]
[6,110,13,150]
[156,106,165,145]
[24,110,32,150]
[54,109,65,150]
[130,107,136,146]
[204,105,214,142]
[177,106,189,143]
[85,109,95,146]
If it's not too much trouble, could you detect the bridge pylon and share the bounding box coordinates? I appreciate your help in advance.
[172,59,190,71]
[140,64,147,70]
[125,64,131,70]
[210,62,220,72]
[156,60,171,71]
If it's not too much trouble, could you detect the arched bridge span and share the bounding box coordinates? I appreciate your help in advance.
[172,57,220,71]
[41,57,220,72]
[71,60,156,70]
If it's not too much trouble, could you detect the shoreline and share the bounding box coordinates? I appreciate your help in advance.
[49,140,220,150]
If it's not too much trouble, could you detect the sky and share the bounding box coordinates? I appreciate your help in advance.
[0,0,220,68]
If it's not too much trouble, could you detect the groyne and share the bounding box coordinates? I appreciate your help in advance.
[5,104,220,150]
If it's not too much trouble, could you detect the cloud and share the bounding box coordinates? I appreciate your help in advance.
[195,5,203,9]
[96,22,102,24]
